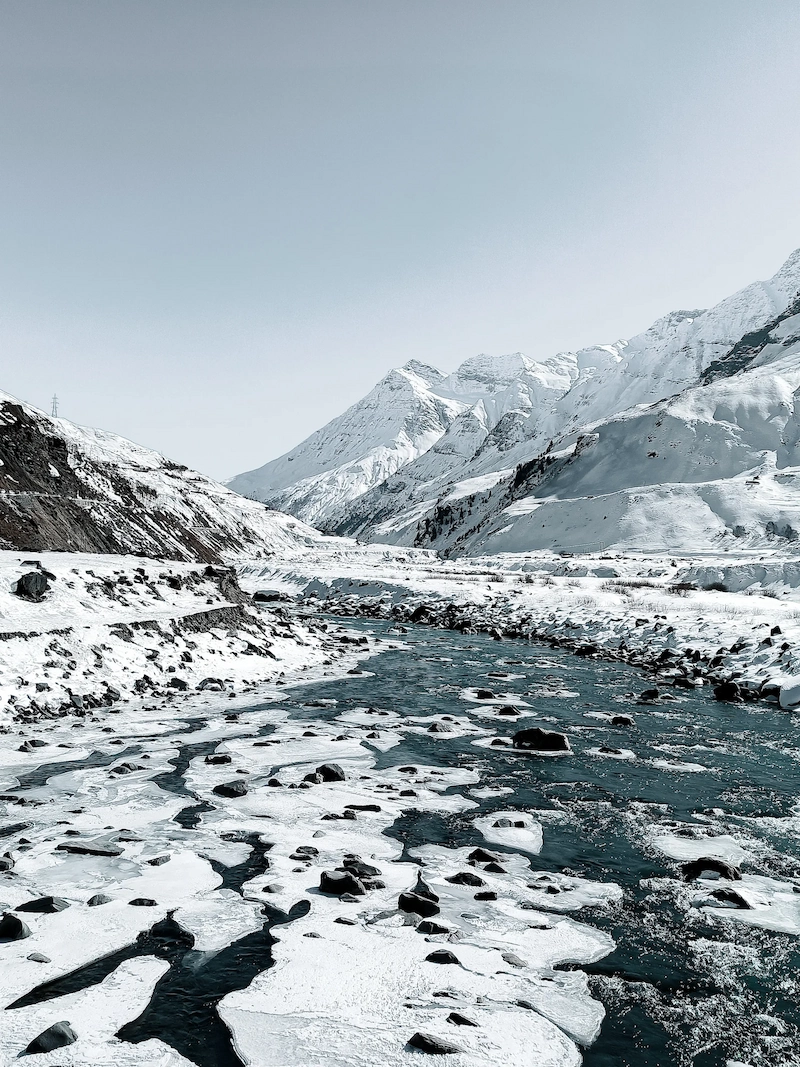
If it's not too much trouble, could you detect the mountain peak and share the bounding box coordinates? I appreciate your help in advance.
[401,360,445,386]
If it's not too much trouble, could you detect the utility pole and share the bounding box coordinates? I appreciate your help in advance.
[51,394,59,418]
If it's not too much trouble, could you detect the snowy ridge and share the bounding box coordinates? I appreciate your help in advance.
[243,247,800,555]
[0,390,327,562]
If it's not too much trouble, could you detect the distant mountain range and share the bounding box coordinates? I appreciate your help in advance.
[228,249,800,554]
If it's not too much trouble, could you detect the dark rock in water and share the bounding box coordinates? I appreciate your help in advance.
[213,780,248,798]
[474,689,496,700]
[681,857,742,881]
[398,766,418,774]
[18,738,47,752]
[167,677,189,690]
[493,818,513,828]
[496,706,520,716]
[639,688,660,702]
[16,896,70,913]
[709,887,751,909]
[14,571,49,602]
[295,845,320,857]
[445,871,485,887]
[128,897,157,907]
[484,862,506,874]
[341,858,381,879]
[56,840,123,857]
[468,848,499,864]
[398,891,440,918]
[24,1020,77,1054]
[316,763,345,782]
[474,891,497,901]
[340,892,361,902]
[425,949,459,964]
[334,916,357,926]
[610,714,635,727]
[447,1012,478,1027]
[416,920,450,935]
[303,772,323,785]
[86,893,112,906]
[408,1032,462,1055]
[400,789,417,797]
[599,745,622,755]
[490,739,510,747]
[319,870,365,897]
[197,677,226,691]
[427,722,453,733]
[512,727,570,753]
[0,857,14,872]
[413,876,439,902]
[111,762,144,775]
[501,951,527,968]
[27,952,50,963]
[204,753,231,765]
[0,912,30,940]
[345,803,381,812]
[147,855,170,867]
[714,680,741,703]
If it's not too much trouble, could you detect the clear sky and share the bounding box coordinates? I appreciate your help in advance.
[3,0,800,479]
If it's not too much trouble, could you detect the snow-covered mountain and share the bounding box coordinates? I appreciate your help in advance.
[0,391,326,561]
[229,247,800,555]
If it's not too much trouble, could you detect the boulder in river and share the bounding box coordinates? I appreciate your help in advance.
[16,896,70,913]
[512,727,571,753]
[213,780,248,798]
[24,1020,77,1054]
[714,680,741,703]
[398,891,440,918]
[447,1012,478,1027]
[86,893,112,907]
[425,949,460,964]
[319,870,366,897]
[681,857,741,881]
[445,871,485,887]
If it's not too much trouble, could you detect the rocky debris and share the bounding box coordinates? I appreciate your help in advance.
[319,870,366,897]
[425,949,459,965]
[213,780,248,798]
[56,840,123,857]
[512,727,571,753]
[0,912,30,941]
[24,1020,77,1054]
[407,1031,462,1054]
[681,857,742,881]
[16,896,70,913]
[398,891,440,918]
[316,763,346,782]
[447,1012,478,1027]
[86,893,112,907]
[445,871,485,887]
[13,570,50,602]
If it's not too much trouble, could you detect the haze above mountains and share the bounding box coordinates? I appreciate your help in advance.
[227,248,800,555]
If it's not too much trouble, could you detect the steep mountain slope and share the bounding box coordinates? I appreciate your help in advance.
[0,391,325,561]
[328,249,800,550]
[226,352,581,526]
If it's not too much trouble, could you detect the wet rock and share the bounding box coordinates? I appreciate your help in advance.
[474,891,497,901]
[319,870,365,897]
[316,763,346,782]
[204,753,232,765]
[398,766,418,773]
[484,862,506,874]
[445,871,485,887]
[197,677,226,691]
[0,912,30,941]
[24,1020,77,1054]
[167,677,188,690]
[27,952,50,963]
[425,949,459,964]
[416,920,451,935]
[599,745,622,755]
[681,857,742,881]
[334,916,357,926]
[709,887,751,909]
[610,714,635,727]
[111,762,144,774]
[639,688,660,702]
[398,891,440,918]
[447,1012,478,1027]
[474,689,496,700]
[16,896,70,913]
[345,803,381,812]
[56,840,122,857]
[262,884,284,894]
[714,680,741,703]
[468,848,499,864]
[86,893,112,906]
[147,855,170,867]
[413,877,439,902]
[512,727,570,753]
[407,1032,462,1054]
[14,571,49,602]
[128,898,157,907]
[213,780,248,798]
[502,951,527,968]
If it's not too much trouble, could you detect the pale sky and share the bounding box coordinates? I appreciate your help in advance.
[3,0,800,479]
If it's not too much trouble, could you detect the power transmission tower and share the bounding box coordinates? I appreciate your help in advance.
[51,394,59,418]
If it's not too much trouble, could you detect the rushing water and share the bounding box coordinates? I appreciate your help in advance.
[283,618,800,1066]
[11,617,800,1066]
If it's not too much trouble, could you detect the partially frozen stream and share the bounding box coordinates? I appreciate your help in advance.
[0,619,798,1065]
